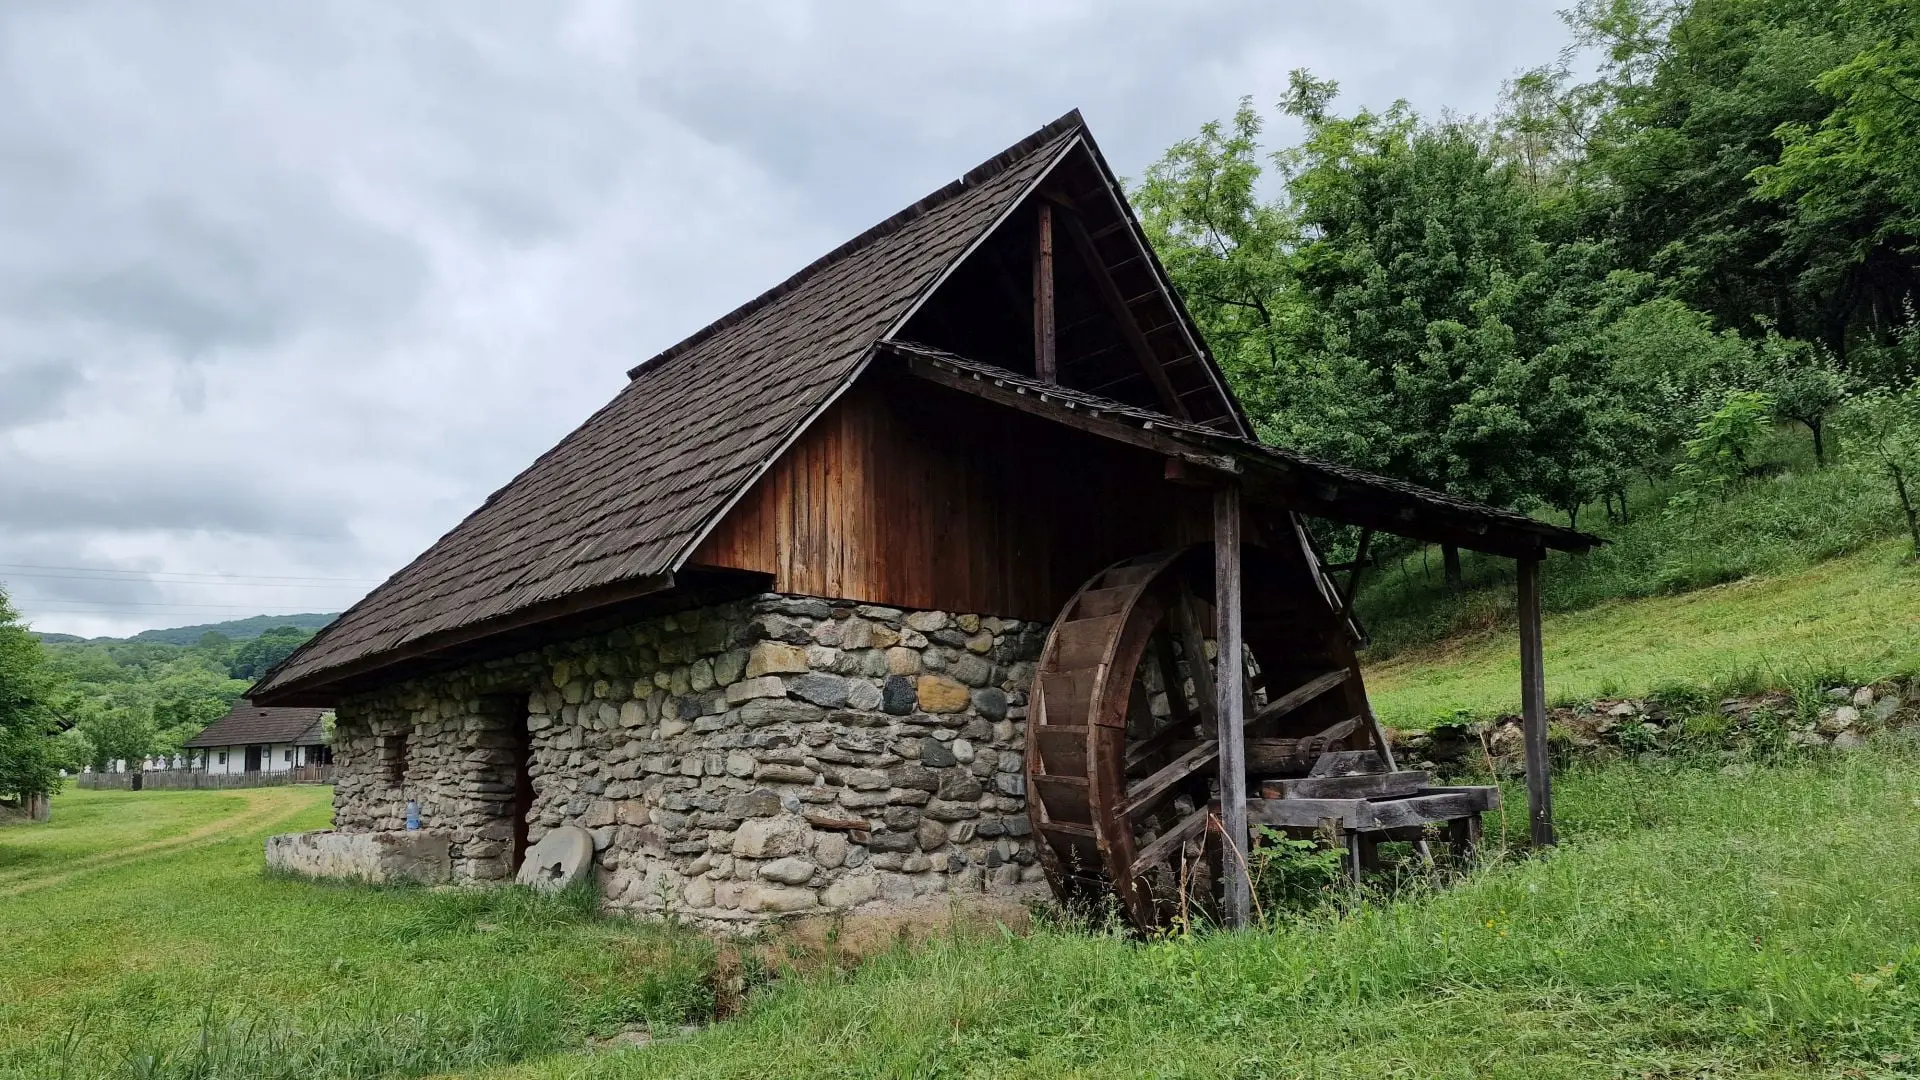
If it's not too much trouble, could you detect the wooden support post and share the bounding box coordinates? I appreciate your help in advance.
[1447,814,1482,866]
[1517,555,1555,847]
[1345,829,1364,896]
[1214,483,1251,927]
[1033,202,1057,383]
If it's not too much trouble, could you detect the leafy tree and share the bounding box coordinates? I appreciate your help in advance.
[1277,79,1556,507]
[1836,380,1920,556]
[227,626,315,682]
[1751,331,1849,464]
[75,705,154,774]
[1674,390,1777,505]
[0,587,66,801]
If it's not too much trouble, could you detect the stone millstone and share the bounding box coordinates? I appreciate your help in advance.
[516,825,595,892]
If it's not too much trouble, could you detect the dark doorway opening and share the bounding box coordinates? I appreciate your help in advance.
[244,745,263,773]
[508,709,536,873]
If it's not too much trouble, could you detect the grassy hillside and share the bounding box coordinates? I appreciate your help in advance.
[6,744,1920,1078]
[1366,537,1920,726]
[1355,441,1905,659]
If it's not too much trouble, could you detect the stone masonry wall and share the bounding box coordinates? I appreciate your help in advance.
[329,594,1047,923]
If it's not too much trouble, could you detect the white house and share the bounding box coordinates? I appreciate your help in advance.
[185,705,332,775]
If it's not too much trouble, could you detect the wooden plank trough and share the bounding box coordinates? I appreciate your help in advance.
[1251,750,1499,887]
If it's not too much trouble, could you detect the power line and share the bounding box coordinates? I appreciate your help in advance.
[0,570,370,591]
[0,561,381,584]
[16,597,337,611]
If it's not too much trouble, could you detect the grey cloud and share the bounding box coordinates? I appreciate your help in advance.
[0,358,85,429]
[0,460,351,541]
[0,0,1568,636]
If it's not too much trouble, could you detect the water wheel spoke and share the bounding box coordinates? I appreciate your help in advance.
[1168,589,1219,735]
[1123,716,1199,772]
[1129,806,1211,877]
[1122,738,1218,817]
[1251,670,1350,726]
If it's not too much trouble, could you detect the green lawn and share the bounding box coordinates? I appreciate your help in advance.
[1366,537,1920,727]
[0,786,714,1080]
[7,744,1920,1079]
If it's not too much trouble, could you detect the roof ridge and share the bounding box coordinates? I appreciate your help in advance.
[626,109,1085,380]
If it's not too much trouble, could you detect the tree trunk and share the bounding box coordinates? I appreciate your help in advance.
[1809,420,1826,468]
[1442,544,1463,592]
[1893,465,1920,559]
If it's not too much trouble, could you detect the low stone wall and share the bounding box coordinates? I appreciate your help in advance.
[326,594,1048,925]
[1392,679,1920,773]
[265,829,452,884]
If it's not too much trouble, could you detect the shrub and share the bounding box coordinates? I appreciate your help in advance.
[1248,828,1348,916]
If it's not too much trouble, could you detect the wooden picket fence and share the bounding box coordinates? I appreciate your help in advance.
[75,765,334,791]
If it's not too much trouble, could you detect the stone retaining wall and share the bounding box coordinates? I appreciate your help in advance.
[328,594,1048,924]
[265,829,452,884]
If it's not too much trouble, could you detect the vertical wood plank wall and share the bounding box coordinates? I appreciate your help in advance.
[690,378,1214,621]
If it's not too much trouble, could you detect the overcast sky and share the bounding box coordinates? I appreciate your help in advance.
[0,0,1572,638]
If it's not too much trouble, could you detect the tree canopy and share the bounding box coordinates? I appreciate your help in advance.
[1135,0,1917,536]
[0,588,66,800]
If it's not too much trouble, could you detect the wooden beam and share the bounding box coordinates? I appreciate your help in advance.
[1518,556,1555,847]
[1246,788,1498,832]
[1241,465,1558,561]
[902,355,1240,475]
[1214,484,1251,927]
[1264,770,1429,801]
[1033,202,1057,383]
[1052,204,1191,419]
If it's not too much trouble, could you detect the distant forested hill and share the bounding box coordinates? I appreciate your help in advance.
[132,613,336,645]
[36,613,337,647]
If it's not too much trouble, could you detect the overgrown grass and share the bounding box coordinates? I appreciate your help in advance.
[11,743,1920,1077]
[1365,536,1920,727]
[1358,442,1905,658]
[0,787,716,1080]
[487,738,1920,1079]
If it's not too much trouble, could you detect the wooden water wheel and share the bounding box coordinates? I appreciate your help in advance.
[1025,540,1379,930]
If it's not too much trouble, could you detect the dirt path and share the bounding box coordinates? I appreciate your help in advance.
[0,788,318,898]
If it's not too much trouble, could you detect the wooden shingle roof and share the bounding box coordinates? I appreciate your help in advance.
[254,112,1088,704]
[184,705,328,748]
